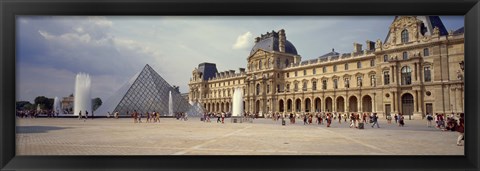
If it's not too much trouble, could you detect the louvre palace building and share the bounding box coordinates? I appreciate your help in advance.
[188,16,464,119]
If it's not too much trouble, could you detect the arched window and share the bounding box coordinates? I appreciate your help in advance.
[258,59,262,70]
[294,82,299,92]
[302,82,307,91]
[312,81,317,91]
[323,66,326,73]
[403,52,408,60]
[345,63,349,70]
[333,79,338,89]
[401,66,412,85]
[256,84,261,95]
[322,80,327,90]
[267,84,270,93]
[424,66,431,82]
[333,65,337,72]
[276,58,281,68]
[401,29,409,43]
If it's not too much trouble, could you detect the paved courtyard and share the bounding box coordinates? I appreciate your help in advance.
[16,117,464,155]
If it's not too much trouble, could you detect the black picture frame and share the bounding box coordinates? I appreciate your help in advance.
[1,0,479,170]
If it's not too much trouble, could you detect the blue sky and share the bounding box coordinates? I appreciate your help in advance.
[16,16,464,103]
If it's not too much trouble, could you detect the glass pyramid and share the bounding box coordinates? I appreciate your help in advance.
[186,102,207,117]
[95,64,191,116]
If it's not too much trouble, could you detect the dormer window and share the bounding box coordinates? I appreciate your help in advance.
[401,29,409,43]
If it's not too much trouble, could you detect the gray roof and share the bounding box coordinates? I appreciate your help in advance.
[453,27,464,34]
[197,63,218,81]
[250,33,298,55]
[319,49,340,59]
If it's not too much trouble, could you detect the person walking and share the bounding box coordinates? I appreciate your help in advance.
[85,111,89,119]
[426,113,433,127]
[399,114,405,127]
[221,112,225,124]
[78,110,82,120]
[338,114,342,124]
[217,113,221,123]
[326,113,332,127]
[456,113,465,146]
[394,114,398,124]
[303,114,308,125]
[371,113,380,128]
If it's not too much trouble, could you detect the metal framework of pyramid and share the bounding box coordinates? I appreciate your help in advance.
[186,102,207,117]
[95,64,191,116]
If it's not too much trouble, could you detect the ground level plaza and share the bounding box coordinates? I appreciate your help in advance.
[16,118,463,155]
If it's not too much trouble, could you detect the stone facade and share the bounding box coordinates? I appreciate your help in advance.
[188,16,464,119]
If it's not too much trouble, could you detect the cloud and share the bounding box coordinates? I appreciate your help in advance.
[232,31,253,50]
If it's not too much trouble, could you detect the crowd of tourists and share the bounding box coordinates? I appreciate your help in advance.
[16,109,60,118]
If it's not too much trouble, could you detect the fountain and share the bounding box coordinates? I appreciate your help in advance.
[36,104,41,112]
[73,73,91,116]
[53,97,62,114]
[168,91,173,116]
[232,87,244,117]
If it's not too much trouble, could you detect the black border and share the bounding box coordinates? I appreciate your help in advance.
[1,0,479,170]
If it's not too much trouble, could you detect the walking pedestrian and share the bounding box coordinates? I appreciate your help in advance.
[426,112,433,127]
[394,114,398,124]
[217,113,221,123]
[371,113,380,128]
[85,111,89,119]
[221,112,225,124]
[338,114,342,124]
[399,114,405,127]
[78,110,82,120]
[456,113,465,146]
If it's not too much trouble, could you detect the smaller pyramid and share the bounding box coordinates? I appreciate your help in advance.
[186,102,206,117]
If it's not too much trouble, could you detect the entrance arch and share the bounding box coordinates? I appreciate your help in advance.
[325,97,333,112]
[349,96,358,112]
[225,102,230,112]
[287,99,292,112]
[279,99,285,112]
[401,93,414,119]
[295,99,302,112]
[336,96,345,112]
[305,98,311,112]
[314,97,321,112]
[362,95,372,112]
[221,102,225,112]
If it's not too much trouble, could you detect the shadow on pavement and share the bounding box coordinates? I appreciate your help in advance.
[16,126,71,134]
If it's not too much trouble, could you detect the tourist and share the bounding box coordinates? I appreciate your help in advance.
[399,114,405,127]
[217,113,221,123]
[326,113,332,127]
[138,112,142,123]
[344,114,347,122]
[303,114,308,125]
[308,114,312,124]
[146,112,150,123]
[394,114,398,124]
[371,113,380,128]
[386,114,392,124]
[156,111,160,123]
[426,112,433,127]
[338,113,342,124]
[114,112,119,119]
[221,112,225,124]
[456,113,465,146]
[132,110,138,123]
[85,111,89,119]
[349,113,355,128]
[78,110,82,120]
[362,113,367,124]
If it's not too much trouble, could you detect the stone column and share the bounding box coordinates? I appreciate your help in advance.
[333,96,337,112]
[392,92,397,113]
[391,66,395,84]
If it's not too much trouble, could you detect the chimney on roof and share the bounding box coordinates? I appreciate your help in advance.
[279,29,286,53]
[353,43,363,53]
[254,37,260,43]
[239,68,245,73]
[366,40,375,51]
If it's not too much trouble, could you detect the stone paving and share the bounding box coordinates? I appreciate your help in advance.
[16,117,464,155]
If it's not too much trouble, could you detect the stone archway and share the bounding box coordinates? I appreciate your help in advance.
[349,96,358,112]
[325,97,333,112]
[336,96,345,112]
[295,99,302,112]
[255,100,261,114]
[287,99,292,112]
[314,97,321,112]
[305,98,311,112]
[401,93,414,119]
[362,95,372,112]
[279,99,285,112]
[225,102,230,112]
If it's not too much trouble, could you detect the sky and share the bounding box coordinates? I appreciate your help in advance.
[16,16,464,103]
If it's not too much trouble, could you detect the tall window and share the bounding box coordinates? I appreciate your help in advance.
[312,81,317,91]
[267,58,271,68]
[294,83,299,92]
[302,82,307,91]
[333,79,338,89]
[303,70,307,76]
[384,55,388,62]
[333,65,337,72]
[286,84,290,92]
[370,59,375,67]
[357,76,363,87]
[345,63,349,70]
[277,84,280,92]
[295,71,298,77]
[286,73,289,78]
[383,71,390,85]
[357,61,362,69]
[313,68,316,74]
[424,48,430,56]
[401,66,412,85]
[344,78,350,88]
[276,58,281,68]
[267,84,270,93]
[256,84,261,95]
[259,59,262,69]
[285,59,289,67]
[424,66,431,82]
[370,75,376,87]
[401,29,409,43]
[403,52,408,60]
[322,80,327,90]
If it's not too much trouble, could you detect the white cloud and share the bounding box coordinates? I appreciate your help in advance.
[232,31,253,50]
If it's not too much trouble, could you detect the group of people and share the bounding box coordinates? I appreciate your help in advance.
[128,110,161,123]
[201,112,226,123]
[16,109,60,118]
[425,112,465,146]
